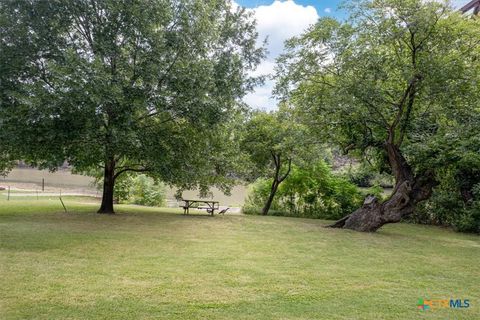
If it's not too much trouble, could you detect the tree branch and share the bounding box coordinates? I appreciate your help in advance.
[278,158,292,183]
[357,97,390,128]
[114,167,150,180]
[397,83,417,146]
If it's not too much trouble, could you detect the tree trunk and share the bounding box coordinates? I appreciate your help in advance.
[261,154,292,216]
[262,180,279,215]
[328,144,437,232]
[98,158,116,214]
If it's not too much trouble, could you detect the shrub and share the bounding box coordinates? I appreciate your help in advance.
[415,195,480,234]
[110,174,166,207]
[242,179,271,215]
[453,206,480,233]
[344,163,394,188]
[128,174,166,207]
[345,164,374,187]
[244,161,363,220]
[411,169,480,234]
[114,176,133,203]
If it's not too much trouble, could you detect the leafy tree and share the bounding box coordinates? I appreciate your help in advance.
[0,0,264,213]
[244,161,363,220]
[240,107,310,215]
[275,0,480,231]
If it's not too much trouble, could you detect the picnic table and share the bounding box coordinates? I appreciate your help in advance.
[180,199,219,216]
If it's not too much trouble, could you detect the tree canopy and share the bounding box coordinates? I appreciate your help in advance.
[239,106,317,215]
[0,0,264,213]
[275,0,480,231]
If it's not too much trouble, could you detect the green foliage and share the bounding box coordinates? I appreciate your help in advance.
[452,203,480,234]
[110,174,165,207]
[0,0,264,205]
[244,161,362,219]
[344,164,375,188]
[239,108,314,215]
[274,0,480,230]
[127,175,166,207]
[113,176,132,203]
[240,107,310,181]
[415,190,480,234]
[410,122,480,233]
[242,179,273,215]
[343,163,394,188]
[275,0,480,189]
[412,158,480,234]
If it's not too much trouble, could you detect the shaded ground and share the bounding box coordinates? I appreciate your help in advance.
[0,198,479,319]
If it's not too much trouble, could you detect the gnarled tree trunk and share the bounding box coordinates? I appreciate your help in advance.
[328,144,437,232]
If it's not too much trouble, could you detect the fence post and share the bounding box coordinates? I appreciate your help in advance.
[59,189,67,213]
[42,178,45,192]
[7,186,10,201]
[59,197,67,213]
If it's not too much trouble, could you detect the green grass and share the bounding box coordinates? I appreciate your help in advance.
[1,198,479,319]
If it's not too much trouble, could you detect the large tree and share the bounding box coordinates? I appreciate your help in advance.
[275,0,480,231]
[0,0,263,213]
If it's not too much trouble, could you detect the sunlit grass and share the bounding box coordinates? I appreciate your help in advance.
[1,198,479,319]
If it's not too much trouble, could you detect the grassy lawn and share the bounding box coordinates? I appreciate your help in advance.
[1,198,479,319]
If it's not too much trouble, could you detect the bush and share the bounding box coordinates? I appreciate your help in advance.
[128,174,166,207]
[411,170,480,234]
[242,179,271,215]
[244,161,363,220]
[345,164,374,187]
[111,174,166,207]
[344,163,394,188]
[415,195,480,234]
[453,206,480,233]
[114,176,133,203]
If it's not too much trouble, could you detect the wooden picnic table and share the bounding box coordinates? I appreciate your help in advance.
[180,199,219,216]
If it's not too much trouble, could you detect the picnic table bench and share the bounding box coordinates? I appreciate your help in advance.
[180,199,220,216]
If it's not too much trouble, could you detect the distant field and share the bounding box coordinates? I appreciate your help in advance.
[2,168,248,206]
[2,168,97,191]
[1,197,479,319]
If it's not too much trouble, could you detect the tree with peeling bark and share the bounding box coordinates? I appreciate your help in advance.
[275,0,480,231]
[0,0,263,213]
[240,109,308,215]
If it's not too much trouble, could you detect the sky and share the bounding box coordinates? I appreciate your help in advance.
[236,0,343,110]
[235,0,467,110]
[236,0,343,14]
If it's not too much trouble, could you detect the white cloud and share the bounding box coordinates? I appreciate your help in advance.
[240,1,319,110]
[243,80,276,108]
[324,7,332,13]
[254,0,319,57]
